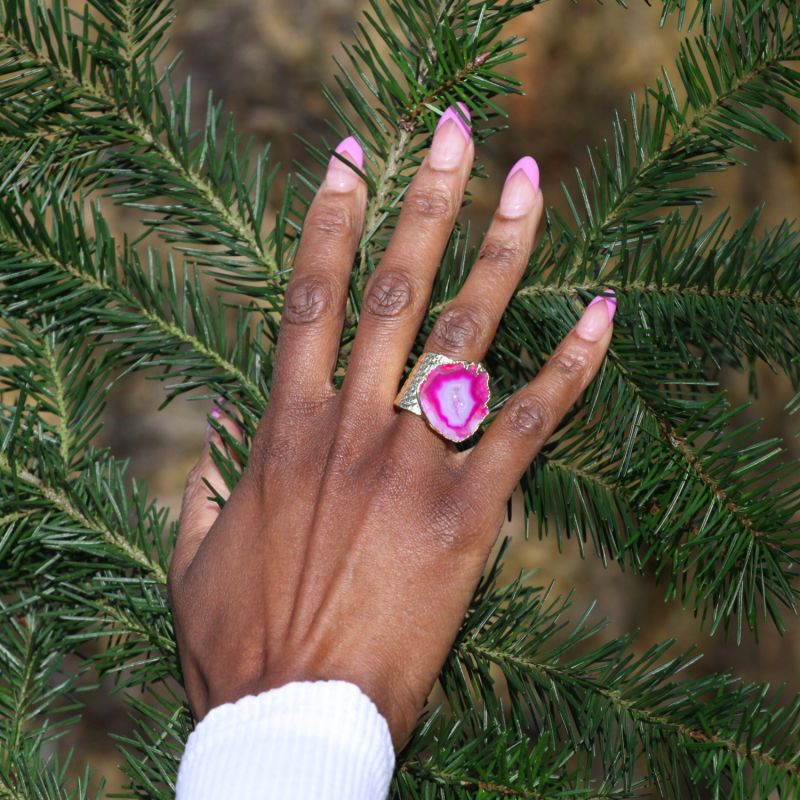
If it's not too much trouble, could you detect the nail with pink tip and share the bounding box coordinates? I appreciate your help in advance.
[429,102,471,171]
[326,136,364,193]
[576,290,617,342]
[437,102,471,139]
[205,402,223,442]
[498,156,540,218]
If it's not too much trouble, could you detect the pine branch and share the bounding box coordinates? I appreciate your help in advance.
[441,552,800,798]
[0,329,171,585]
[532,330,800,636]
[0,449,167,584]
[0,601,99,800]
[0,192,269,408]
[0,318,116,469]
[515,209,800,383]
[0,0,279,282]
[60,581,178,686]
[396,711,635,799]
[111,685,191,799]
[0,326,181,685]
[540,0,800,282]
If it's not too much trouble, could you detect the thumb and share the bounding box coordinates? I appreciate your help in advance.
[171,401,244,581]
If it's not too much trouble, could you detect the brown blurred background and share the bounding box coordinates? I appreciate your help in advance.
[71,0,800,792]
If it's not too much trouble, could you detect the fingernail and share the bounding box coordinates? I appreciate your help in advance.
[205,404,222,442]
[326,136,364,193]
[429,103,471,171]
[576,291,617,342]
[498,156,540,218]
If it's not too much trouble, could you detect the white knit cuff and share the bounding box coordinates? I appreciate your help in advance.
[176,680,395,800]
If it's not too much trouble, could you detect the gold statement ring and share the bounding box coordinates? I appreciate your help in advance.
[394,352,491,443]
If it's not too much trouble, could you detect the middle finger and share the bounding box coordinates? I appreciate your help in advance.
[342,104,475,416]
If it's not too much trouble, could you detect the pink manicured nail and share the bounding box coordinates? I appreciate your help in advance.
[576,291,617,342]
[205,404,222,443]
[326,136,364,193]
[498,156,540,218]
[429,103,471,171]
[438,102,471,139]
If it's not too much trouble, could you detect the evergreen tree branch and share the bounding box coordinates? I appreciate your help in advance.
[442,555,800,797]
[111,685,191,799]
[462,639,800,781]
[0,602,96,799]
[41,332,73,469]
[552,346,800,636]
[0,451,167,583]
[0,0,278,281]
[0,194,268,406]
[540,0,800,281]
[396,709,635,799]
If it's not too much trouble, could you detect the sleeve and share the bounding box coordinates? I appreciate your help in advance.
[175,680,395,800]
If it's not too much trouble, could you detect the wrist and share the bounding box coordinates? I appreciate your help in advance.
[201,663,413,748]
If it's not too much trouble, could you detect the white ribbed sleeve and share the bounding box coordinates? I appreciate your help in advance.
[175,681,395,799]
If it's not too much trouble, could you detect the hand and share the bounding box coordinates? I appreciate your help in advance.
[168,105,615,748]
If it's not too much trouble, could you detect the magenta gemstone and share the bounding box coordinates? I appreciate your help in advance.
[418,362,490,442]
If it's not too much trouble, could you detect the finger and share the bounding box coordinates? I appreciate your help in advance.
[343,104,475,414]
[423,157,542,363]
[463,293,616,505]
[171,403,245,579]
[270,137,368,407]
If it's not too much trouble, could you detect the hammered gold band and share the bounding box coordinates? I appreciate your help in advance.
[394,352,462,415]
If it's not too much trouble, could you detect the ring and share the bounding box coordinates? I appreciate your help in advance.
[394,352,491,443]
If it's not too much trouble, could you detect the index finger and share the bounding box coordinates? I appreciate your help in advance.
[269,137,367,408]
[462,293,616,503]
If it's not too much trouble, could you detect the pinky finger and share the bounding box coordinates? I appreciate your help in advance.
[463,293,616,507]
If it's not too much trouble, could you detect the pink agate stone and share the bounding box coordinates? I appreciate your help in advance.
[418,362,490,442]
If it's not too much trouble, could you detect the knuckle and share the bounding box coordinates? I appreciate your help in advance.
[426,494,465,548]
[477,238,523,271]
[550,345,591,383]
[426,487,484,550]
[183,461,204,490]
[505,393,552,437]
[324,435,360,478]
[364,270,415,319]
[247,399,334,481]
[283,273,338,325]
[310,202,358,239]
[430,305,483,352]
[248,426,299,478]
[181,461,210,504]
[405,183,456,222]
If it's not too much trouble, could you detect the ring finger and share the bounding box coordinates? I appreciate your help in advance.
[422,156,542,366]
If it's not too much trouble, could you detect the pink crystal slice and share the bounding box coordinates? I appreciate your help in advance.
[418,362,490,442]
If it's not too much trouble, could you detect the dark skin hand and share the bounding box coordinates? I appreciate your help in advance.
[168,105,615,749]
